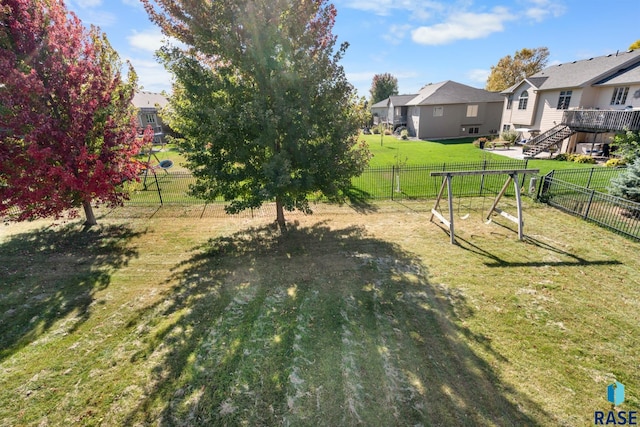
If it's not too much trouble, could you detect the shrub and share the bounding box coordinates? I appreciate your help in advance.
[572,154,596,164]
[609,158,640,205]
[400,129,409,140]
[472,137,488,148]
[554,153,571,161]
[500,129,518,144]
[372,127,380,134]
[605,158,626,168]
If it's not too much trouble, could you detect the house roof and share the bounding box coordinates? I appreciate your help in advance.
[408,80,503,106]
[511,49,640,92]
[594,60,640,86]
[131,91,169,110]
[388,94,419,106]
[370,99,389,109]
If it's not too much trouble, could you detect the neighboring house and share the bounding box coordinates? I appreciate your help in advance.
[406,81,503,139]
[371,81,503,139]
[500,49,640,157]
[131,91,170,145]
[371,94,417,128]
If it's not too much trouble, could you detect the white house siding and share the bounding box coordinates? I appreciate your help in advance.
[593,85,640,109]
[535,91,566,132]
[578,86,599,108]
[500,82,539,130]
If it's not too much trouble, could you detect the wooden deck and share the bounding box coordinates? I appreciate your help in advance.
[562,109,640,132]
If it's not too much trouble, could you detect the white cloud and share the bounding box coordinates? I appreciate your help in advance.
[467,69,490,84]
[127,28,165,53]
[525,0,566,22]
[127,57,173,93]
[382,24,413,45]
[338,0,443,20]
[411,7,514,45]
[346,71,377,83]
[121,0,144,9]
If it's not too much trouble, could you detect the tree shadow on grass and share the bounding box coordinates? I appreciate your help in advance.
[124,221,556,426]
[0,224,142,361]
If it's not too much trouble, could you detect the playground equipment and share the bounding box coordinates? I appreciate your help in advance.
[429,168,539,244]
[141,145,173,191]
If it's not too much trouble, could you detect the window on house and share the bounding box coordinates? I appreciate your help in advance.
[146,114,156,124]
[557,90,572,109]
[502,124,511,132]
[468,127,479,134]
[610,87,629,105]
[518,91,528,110]
[433,106,443,117]
[506,95,513,110]
[466,105,478,117]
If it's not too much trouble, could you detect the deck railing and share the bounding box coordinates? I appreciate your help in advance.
[562,109,640,132]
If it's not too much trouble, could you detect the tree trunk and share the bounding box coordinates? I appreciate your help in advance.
[83,199,97,227]
[275,197,286,232]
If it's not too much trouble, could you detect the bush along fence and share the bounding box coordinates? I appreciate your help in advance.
[122,159,532,206]
[538,171,640,241]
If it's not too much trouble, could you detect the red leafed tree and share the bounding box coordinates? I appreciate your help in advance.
[0,0,145,225]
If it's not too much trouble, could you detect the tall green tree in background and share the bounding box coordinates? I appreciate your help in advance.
[143,0,369,230]
[630,40,640,50]
[369,73,399,104]
[485,47,549,92]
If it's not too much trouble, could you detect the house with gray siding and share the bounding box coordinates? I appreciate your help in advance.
[406,81,503,139]
[371,94,418,128]
[370,81,503,139]
[500,49,640,157]
[131,91,170,145]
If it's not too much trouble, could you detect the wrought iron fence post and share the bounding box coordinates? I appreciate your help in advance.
[584,189,596,219]
[391,165,395,201]
[539,171,554,200]
[586,167,595,189]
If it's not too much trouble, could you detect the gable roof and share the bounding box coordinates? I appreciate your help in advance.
[132,91,169,110]
[370,99,389,109]
[408,80,503,106]
[594,60,640,86]
[388,94,419,106]
[520,49,640,91]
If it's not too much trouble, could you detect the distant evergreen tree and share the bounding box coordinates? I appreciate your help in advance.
[609,158,640,205]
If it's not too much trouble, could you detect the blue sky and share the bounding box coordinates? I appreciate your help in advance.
[65,0,639,98]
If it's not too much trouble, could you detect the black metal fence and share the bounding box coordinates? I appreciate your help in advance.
[539,173,640,241]
[123,159,531,205]
[543,167,626,192]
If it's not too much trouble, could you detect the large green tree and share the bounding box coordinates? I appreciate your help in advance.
[143,0,369,230]
[485,47,549,92]
[369,73,399,104]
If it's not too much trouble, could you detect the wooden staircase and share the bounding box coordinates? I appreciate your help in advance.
[523,124,576,157]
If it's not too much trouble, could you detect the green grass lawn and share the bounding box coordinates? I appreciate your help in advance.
[361,134,600,176]
[1,202,638,425]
